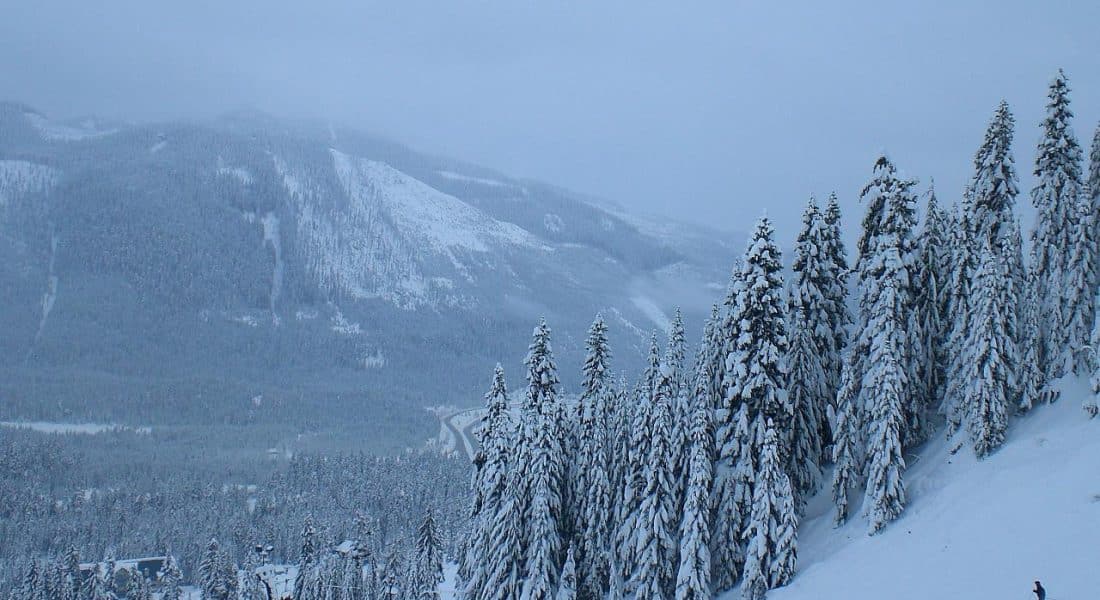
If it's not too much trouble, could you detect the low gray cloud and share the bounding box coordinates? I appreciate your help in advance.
[2,1,1097,243]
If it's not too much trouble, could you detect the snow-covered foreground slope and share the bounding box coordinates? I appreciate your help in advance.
[766,379,1099,600]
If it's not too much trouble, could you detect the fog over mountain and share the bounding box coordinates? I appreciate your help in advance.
[0,104,739,451]
[4,2,1098,238]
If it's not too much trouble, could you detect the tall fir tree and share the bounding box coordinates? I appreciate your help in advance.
[699,304,725,414]
[714,263,748,446]
[712,217,789,592]
[674,375,713,600]
[665,308,688,395]
[1064,192,1096,375]
[709,272,743,583]
[739,420,798,600]
[838,156,915,531]
[465,365,516,600]
[822,193,852,408]
[914,185,951,420]
[576,316,615,600]
[1088,123,1100,296]
[785,302,825,510]
[725,217,790,427]
[861,332,908,534]
[958,101,1023,441]
[1018,270,1048,412]
[20,560,44,600]
[293,519,322,600]
[1031,70,1085,382]
[160,556,183,600]
[630,370,677,600]
[615,337,660,589]
[484,471,525,600]
[412,511,445,600]
[830,359,860,525]
[963,243,1014,457]
[556,547,578,600]
[787,197,831,495]
[520,319,566,600]
[943,197,978,429]
[202,537,235,600]
[711,404,753,590]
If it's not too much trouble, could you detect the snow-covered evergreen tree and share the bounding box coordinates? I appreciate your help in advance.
[739,420,798,600]
[712,217,788,592]
[465,365,516,600]
[963,243,1014,457]
[615,337,660,590]
[1018,271,1048,412]
[849,156,915,532]
[520,319,566,600]
[20,560,44,600]
[379,550,405,600]
[700,304,725,413]
[79,562,109,600]
[202,538,235,600]
[160,556,183,600]
[829,359,860,525]
[412,511,444,600]
[483,476,525,600]
[630,370,677,600]
[576,315,614,600]
[787,197,830,501]
[293,519,322,600]
[862,331,908,534]
[955,101,1023,444]
[711,403,754,590]
[943,197,977,429]
[785,300,824,509]
[674,378,713,600]
[1031,70,1085,382]
[714,264,747,444]
[914,185,951,420]
[726,217,790,427]
[845,156,921,457]
[822,193,852,405]
[556,547,577,600]
[1089,123,1100,295]
[666,308,688,395]
[1064,192,1096,375]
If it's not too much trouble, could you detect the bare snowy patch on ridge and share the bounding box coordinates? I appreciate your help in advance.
[436,170,514,189]
[25,112,116,141]
[0,160,58,209]
[332,151,537,254]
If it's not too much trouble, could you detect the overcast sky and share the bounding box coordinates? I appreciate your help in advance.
[2,1,1098,240]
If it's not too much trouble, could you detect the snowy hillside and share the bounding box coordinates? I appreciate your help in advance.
[0,103,741,452]
[767,380,1100,600]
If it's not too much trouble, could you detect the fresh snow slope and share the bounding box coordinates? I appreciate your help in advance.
[764,379,1100,600]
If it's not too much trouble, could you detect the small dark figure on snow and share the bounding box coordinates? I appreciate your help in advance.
[1033,580,1045,600]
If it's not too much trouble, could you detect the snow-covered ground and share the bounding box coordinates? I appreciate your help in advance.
[440,562,460,600]
[755,378,1100,600]
[0,421,152,435]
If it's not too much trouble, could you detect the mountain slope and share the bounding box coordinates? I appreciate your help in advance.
[0,104,742,451]
[762,379,1100,600]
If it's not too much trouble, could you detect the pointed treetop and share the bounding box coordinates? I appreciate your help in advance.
[1035,69,1083,181]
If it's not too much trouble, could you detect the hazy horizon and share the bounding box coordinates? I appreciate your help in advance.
[3,1,1099,237]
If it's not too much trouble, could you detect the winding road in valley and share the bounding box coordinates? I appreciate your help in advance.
[440,407,484,461]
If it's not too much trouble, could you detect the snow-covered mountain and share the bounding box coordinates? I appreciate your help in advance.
[0,103,741,448]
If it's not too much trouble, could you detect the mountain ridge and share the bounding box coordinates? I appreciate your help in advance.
[0,103,742,452]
